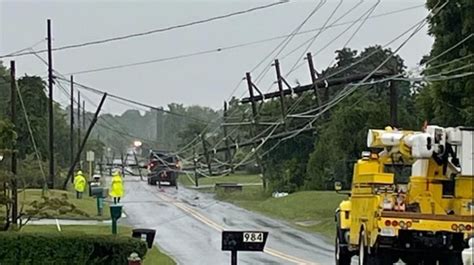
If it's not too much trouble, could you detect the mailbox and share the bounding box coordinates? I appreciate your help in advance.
[222,231,269,252]
[110,205,123,220]
[110,205,123,235]
[91,186,103,197]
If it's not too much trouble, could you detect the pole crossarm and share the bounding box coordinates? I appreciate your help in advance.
[240,70,393,103]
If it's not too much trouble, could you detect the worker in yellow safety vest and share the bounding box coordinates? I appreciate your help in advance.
[110,171,124,204]
[74,170,86,199]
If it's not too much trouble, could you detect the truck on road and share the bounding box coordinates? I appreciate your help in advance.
[335,125,473,265]
[146,150,180,188]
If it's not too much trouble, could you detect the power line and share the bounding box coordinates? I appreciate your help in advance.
[283,1,380,115]
[173,3,426,157]
[229,0,449,163]
[54,75,215,125]
[47,4,424,76]
[0,1,288,59]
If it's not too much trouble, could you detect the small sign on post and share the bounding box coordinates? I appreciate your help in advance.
[86,151,95,162]
[222,231,269,265]
[86,151,95,179]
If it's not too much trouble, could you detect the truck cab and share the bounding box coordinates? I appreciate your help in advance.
[335,126,474,265]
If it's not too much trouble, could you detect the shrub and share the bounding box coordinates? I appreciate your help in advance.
[0,233,147,265]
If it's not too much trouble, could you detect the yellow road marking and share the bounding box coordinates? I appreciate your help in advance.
[156,192,319,265]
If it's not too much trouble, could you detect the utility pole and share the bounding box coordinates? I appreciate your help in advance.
[274,59,287,127]
[10,60,18,225]
[120,152,125,177]
[223,101,234,173]
[70,75,74,168]
[82,100,86,164]
[77,91,81,169]
[201,134,212,176]
[193,147,199,187]
[246,72,266,190]
[47,19,55,189]
[156,109,160,148]
[389,81,398,127]
[63,93,107,189]
[307,52,322,107]
[82,100,86,129]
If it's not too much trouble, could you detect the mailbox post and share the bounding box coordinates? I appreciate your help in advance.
[222,231,269,265]
[110,204,123,235]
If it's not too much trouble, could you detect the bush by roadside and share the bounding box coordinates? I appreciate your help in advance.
[0,232,147,264]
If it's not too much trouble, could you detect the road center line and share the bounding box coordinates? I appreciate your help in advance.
[155,191,319,265]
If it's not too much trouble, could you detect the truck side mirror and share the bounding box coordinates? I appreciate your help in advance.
[334,181,342,191]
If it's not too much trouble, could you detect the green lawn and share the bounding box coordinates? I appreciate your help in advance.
[215,186,347,239]
[21,225,175,265]
[180,172,262,187]
[17,189,110,220]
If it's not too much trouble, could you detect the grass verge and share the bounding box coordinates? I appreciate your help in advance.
[215,185,346,239]
[17,189,110,220]
[21,225,175,265]
[179,172,261,187]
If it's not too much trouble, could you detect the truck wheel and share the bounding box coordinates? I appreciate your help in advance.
[335,236,352,265]
[438,253,462,265]
[358,231,382,265]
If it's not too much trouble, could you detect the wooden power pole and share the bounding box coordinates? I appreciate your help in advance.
[223,101,234,173]
[47,19,55,189]
[70,76,74,168]
[10,60,18,224]
[201,134,212,176]
[246,72,266,190]
[77,91,81,169]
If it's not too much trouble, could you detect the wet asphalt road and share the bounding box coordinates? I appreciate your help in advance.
[120,177,334,265]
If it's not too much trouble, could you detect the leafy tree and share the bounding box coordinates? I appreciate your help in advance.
[418,0,474,126]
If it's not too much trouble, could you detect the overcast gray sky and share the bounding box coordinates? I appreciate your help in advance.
[1,0,432,114]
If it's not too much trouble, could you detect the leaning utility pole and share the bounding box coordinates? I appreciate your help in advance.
[201,134,212,176]
[193,147,199,187]
[389,81,398,127]
[47,19,55,189]
[223,101,234,173]
[274,59,287,127]
[306,52,322,106]
[70,76,74,168]
[10,60,18,224]
[246,72,266,190]
[63,93,107,189]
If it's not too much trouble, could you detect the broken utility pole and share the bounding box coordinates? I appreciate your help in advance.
[63,93,107,189]
[201,134,212,176]
[47,19,55,189]
[193,147,199,187]
[246,72,266,190]
[10,60,18,225]
[306,52,322,106]
[273,59,287,128]
[223,101,234,173]
[240,71,392,103]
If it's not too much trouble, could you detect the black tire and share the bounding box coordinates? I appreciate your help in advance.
[335,234,352,265]
[401,256,421,265]
[358,230,387,265]
[438,253,463,265]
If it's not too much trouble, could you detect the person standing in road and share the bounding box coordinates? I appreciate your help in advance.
[73,170,86,199]
[110,170,124,204]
